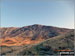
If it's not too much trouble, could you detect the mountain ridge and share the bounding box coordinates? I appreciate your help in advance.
[1,24,73,29]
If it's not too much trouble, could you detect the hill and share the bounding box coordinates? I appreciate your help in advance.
[0,24,71,46]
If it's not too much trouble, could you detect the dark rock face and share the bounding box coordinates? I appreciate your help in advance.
[0,24,71,40]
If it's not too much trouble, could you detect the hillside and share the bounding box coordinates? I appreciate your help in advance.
[0,30,74,55]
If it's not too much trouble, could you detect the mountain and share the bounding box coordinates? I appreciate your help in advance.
[0,30,74,55]
[0,24,71,46]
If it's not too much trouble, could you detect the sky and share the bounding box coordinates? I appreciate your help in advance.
[1,0,74,29]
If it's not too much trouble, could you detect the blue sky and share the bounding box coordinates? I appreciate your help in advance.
[1,0,74,29]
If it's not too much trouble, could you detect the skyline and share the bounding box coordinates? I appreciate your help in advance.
[1,0,74,29]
